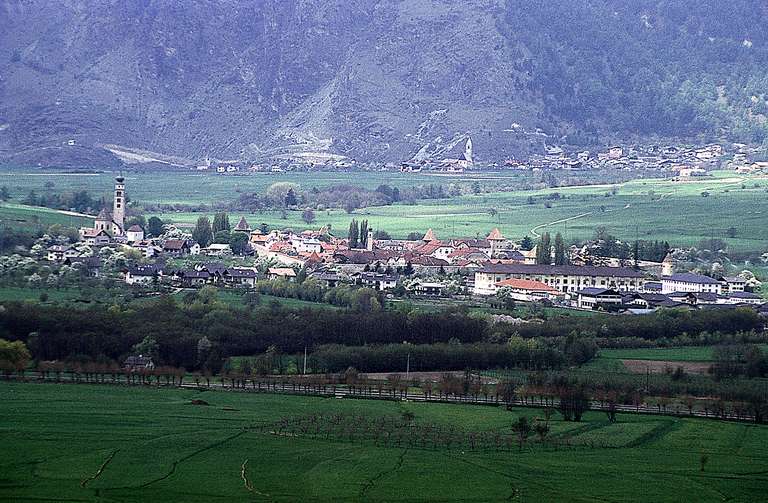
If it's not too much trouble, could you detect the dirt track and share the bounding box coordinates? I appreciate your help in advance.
[621,359,712,375]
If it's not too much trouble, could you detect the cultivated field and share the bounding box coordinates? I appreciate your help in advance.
[2,169,767,253]
[1,382,767,502]
[599,346,721,362]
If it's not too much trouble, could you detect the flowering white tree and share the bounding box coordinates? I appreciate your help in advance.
[160,225,191,240]
[27,273,42,287]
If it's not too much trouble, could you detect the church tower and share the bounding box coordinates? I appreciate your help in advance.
[661,252,674,277]
[464,137,473,164]
[113,175,126,235]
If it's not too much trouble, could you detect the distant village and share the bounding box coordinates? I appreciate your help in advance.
[37,175,766,316]
[190,138,768,178]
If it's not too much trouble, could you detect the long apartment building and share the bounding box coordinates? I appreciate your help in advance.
[473,263,647,296]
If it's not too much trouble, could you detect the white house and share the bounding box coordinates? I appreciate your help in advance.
[575,288,624,310]
[494,278,563,302]
[474,264,646,296]
[126,225,145,242]
[226,268,258,288]
[661,273,722,295]
[409,281,447,296]
[267,267,297,281]
[125,265,162,285]
[720,276,746,294]
[293,237,323,255]
[202,244,232,257]
[46,245,81,262]
[718,292,765,306]
[356,272,398,291]
[80,228,111,246]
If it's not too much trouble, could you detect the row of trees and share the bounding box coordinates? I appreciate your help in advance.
[0,294,764,373]
[0,297,485,370]
[21,189,100,214]
[712,344,768,379]
[313,343,566,373]
[593,227,670,263]
[535,229,671,265]
[535,232,568,265]
[499,307,763,342]
[253,280,385,312]
[191,213,249,252]
[232,182,451,214]
[347,219,370,248]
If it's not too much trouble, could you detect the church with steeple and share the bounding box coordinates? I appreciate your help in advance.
[79,175,127,244]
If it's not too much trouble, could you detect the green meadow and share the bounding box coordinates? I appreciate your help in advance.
[598,345,768,363]
[0,202,93,229]
[1,382,767,502]
[599,346,720,362]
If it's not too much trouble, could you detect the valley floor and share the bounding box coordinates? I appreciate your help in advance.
[1,381,767,502]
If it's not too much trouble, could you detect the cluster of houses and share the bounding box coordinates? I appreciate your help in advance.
[40,175,765,313]
[247,225,520,273]
[181,133,768,176]
[495,141,768,180]
[476,266,764,312]
[502,143,731,177]
[125,262,258,288]
[114,215,765,313]
[46,176,252,262]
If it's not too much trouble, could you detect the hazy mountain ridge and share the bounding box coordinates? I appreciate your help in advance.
[1,0,767,167]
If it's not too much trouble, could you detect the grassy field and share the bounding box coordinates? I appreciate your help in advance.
[599,345,768,363]
[0,286,87,303]
[1,381,767,502]
[143,173,768,252]
[599,346,720,362]
[0,170,525,205]
[0,202,93,230]
[2,168,767,253]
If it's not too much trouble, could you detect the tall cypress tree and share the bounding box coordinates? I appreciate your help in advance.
[212,212,230,233]
[359,219,369,249]
[554,232,567,265]
[348,219,359,248]
[192,216,213,247]
[536,232,552,265]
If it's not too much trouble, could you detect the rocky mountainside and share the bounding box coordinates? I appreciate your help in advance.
[1,0,767,167]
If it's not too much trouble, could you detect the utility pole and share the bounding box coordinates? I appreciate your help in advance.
[303,346,307,375]
[405,352,410,383]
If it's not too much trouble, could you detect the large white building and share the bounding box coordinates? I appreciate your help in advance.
[661,273,723,295]
[473,264,646,296]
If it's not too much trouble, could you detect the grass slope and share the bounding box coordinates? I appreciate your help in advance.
[0,202,93,229]
[1,382,767,502]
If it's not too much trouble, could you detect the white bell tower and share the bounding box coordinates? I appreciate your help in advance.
[113,175,126,235]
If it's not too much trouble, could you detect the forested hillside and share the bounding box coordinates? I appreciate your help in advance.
[505,0,768,145]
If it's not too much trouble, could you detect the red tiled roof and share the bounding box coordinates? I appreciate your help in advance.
[494,278,559,293]
[269,242,293,252]
[410,256,449,266]
[487,228,505,240]
[447,247,486,258]
[415,241,443,255]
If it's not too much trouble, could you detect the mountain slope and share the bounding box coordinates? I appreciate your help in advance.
[1,0,767,167]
